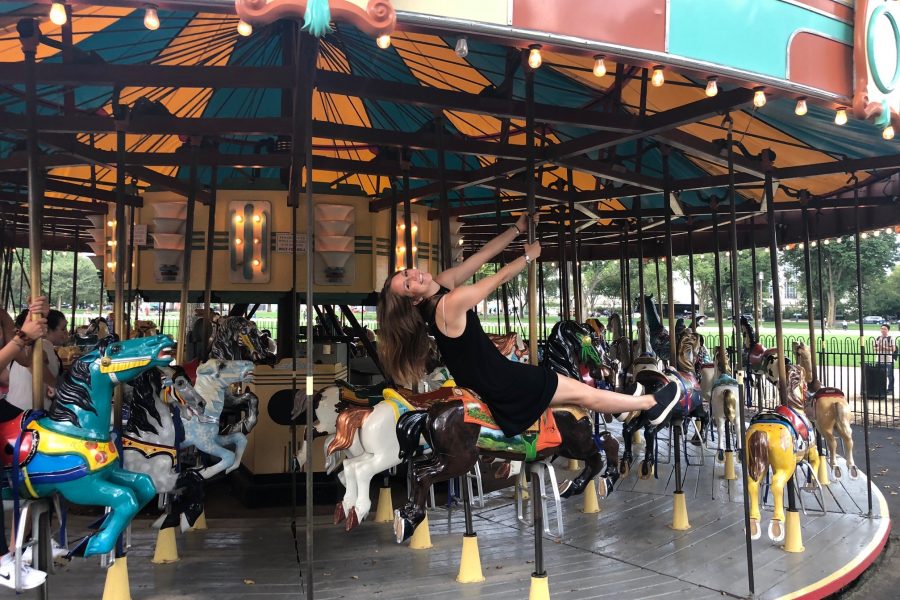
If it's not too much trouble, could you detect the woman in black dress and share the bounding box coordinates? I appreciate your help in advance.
[377,214,679,437]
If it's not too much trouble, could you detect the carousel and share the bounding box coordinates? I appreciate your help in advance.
[0,0,897,598]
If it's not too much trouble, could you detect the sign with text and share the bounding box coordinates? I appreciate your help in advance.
[275,232,308,254]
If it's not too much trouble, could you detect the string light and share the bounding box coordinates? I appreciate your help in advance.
[834,107,848,126]
[753,88,766,108]
[49,2,67,26]
[143,5,160,31]
[376,34,391,49]
[593,55,607,78]
[883,124,895,140]
[651,66,665,87]
[237,20,252,37]
[454,37,468,58]
[527,45,542,69]
[823,238,831,245]
[705,77,718,97]
[795,97,808,116]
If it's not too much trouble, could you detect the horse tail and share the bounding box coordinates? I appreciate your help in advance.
[327,407,372,455]
[833,396,849,428]
[747,429,768,482]
[723,389,737,422]
[397,410,429,461]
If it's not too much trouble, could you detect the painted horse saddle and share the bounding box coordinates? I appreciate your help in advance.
[0,412,38,469]
[747,344,776,373]
[752,406,814,452]
[460,390,562,460]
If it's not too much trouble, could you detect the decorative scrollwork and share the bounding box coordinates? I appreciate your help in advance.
[235,0,396,36]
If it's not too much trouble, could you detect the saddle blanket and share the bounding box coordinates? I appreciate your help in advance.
[461,392,561,460]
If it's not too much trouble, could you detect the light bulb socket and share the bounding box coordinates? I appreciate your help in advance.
[49,2,68,26]
[835,107,848,125]
[705,76,718,97]
[454,36,468,58]
[593,55,607,77]
[795,97,808,116]
[753,87,766,108]
[651,66,664,87]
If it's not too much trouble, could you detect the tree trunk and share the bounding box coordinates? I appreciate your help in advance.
[826,259,837,325]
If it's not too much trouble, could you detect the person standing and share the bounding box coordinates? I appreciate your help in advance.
[7,309,68,411]
[875,324,896,394]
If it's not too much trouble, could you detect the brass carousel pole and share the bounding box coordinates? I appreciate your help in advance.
[557,208,570,320]
[174,143,198,365]
[814,210,828,384]
[725,118,755,596]
[623,224,633,341]
[687,218,696,333]
[853,188,874,517]
[711,201,726,372]
[801,203,819,383]
[70,226,79,333]
[763,156,788,405]
[201,167,218,361]
[19,18,44,413]
[402,149,413,270]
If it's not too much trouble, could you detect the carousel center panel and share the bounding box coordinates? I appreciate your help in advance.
[45,421,888,600]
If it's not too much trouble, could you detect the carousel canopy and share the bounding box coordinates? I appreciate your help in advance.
[0,1,899,260]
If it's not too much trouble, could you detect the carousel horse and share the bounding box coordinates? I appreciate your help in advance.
[606,313,633,390]
[130,320,159,338]
[793,342,857,479]
[620,331,709,479]
[392,320,623,544]
[745,363,821,542]
[709,347,741,462]
[640,294,671,364]
[180,359,255,480]
[123,367,208,529]
[741,316,790,394]
[74,316,111,350]
[486,332,529,363]
[0,335,174,557]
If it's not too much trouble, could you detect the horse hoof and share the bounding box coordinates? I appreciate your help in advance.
[749,520,761,541]
[833,465,843,479]
[558,479,574,498]
[849,466,859,480]
[333,502,346,525]
[716,449,725,463]
[392,509,416,544]
[768,520,785,543]
[618,460,630,477]
[494,462,512,479]
[639,462,653,480]
[345,508,359,532]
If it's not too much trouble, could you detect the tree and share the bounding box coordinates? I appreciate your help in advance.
[864,264,900,318]
[4,250,103,315]
[581,260,624,312]
[781,234,899,323]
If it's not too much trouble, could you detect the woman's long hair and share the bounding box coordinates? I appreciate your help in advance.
[377,274,432,388]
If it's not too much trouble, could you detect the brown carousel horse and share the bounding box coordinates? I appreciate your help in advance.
[745,363,821,542]
[793,342,858,479]
[392,320,620,543]
[741,316,790,403]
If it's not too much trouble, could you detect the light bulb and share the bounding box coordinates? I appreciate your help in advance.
[455,37,468,58]
[794,97,808,116]
[823,238,831,245]
[705,77,718,97]
[253,214,261,223]
[753,88,766,108]
[49,2,67,26]
[861,232,869,239]
[107,220,115,227]
[411,224,418,233]
[107,240,113,247]
[237,20,252,37]
[651,66,664,87]
[106,261,114,269]
[883,125,895,140]
[835,107,848,126]
[234,215,243,224]
[399,223,405,230]
[235,238,242,245]
[376,34,391,49]
[143,5,159,31]
[593,56,607,78]
[252,259,260,267]
[874,229,882,237]
[253,238,260,244]
[528,45,542,69]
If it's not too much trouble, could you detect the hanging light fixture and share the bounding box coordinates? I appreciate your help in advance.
[753,87,766,108]
[143,4,160,31]
[651,66,665,87]
[795,97,808,116]
[883,124,895,140]
[593,55,607,77]
[237,19,252,37]
[834,107,848,126]
[49,2,67,26]
[376,34,391,49]
[454,36,468,58]
[705,76,718,97]
[527,44,542,69]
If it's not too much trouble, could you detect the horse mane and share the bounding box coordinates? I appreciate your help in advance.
[125,369,163,437]
[740,316,757,345]
[544,320,588,379]
[716,346,731,376]
[793,342,815,386]
[676,331,696,372]
[210,316,241,360]
[48,355,95,427]
[608,313,622,339]
[787,364,806,409]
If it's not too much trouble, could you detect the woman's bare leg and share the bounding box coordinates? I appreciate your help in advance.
[550,374,653,412]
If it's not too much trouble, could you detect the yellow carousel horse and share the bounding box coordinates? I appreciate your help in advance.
[745,363,821,542]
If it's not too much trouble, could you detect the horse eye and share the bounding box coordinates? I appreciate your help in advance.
[111,344,121,354]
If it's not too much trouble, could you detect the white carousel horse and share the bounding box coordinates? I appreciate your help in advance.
[180,360,255,479]
[709,347,741,462]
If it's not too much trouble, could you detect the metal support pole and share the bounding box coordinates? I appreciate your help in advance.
[48,223,55,303]
[436,115,451,271]
[636,198,647,353]
[202,167,218,362]
[524,52,538,364]
[70,226,79,332]
[712,201,726,354]
[726,118,756,597]
[663,149,677,364]
[20,18,44,413]
[853,189,874,517]
[801,206,819,382]
[623,226,633,341]
[126,204,135,328]
[750,218,761,327]
[531,470,545,578]
[175,145,198,365]
[815,211,828,384]
[389,185,398,272]
[402,159,413,270]
[763,160,788,405]
[557,209,570,320]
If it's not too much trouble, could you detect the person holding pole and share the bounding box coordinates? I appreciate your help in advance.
[0,297,48,409]
[377,214,680,438]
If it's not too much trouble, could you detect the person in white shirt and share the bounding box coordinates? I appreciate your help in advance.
[875,324,896,394]
[7,309,68,411]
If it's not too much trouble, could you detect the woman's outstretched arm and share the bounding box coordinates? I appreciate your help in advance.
[436,213,536,289]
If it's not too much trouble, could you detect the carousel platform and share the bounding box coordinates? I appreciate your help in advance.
[38,430,890,600]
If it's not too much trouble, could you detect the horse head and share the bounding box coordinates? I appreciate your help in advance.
[786,363,808,411]
[792,341,815,385]
[161,365,210,421]
[545,320,590,380]
[194,359,255,418]
[211,316,277,365]
[675,331,697,373]
[95,334,176,384]
[131,320,159,338]
[607,313,623,339]
[740,316,757,349]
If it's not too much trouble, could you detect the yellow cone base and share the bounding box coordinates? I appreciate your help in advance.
[567,459,581,471]
[582,479,601,514]
[102,556,132,600]
[782,510,805,553]
[817,459,831,486]
[456,534,485,583]
[529,573,550,600]
[723,451,737,481]
[151,528,179,564]
[189,511,208,531]
[632,430,643,445]
[374,487,394,523]
[410,515,432,550]
[670,491,691,530]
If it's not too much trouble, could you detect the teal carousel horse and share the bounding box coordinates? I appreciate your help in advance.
[1,335,175,557]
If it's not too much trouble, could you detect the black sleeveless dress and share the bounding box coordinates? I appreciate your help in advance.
[418,287,558,437]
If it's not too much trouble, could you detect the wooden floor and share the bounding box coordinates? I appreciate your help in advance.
[34,428,889,599]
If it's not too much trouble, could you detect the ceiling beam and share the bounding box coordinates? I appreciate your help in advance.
[0,173,142,205]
